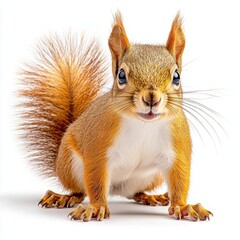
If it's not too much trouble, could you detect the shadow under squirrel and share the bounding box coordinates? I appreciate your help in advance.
[18,11,212,221]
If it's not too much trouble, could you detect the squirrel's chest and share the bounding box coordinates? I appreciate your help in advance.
[107,117,174,195]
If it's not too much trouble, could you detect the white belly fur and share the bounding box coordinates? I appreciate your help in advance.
[70,116,174,198]
[107,116,175,197]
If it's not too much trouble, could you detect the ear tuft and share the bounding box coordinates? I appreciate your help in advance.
[108,11,130,76]
[166,12,185,70]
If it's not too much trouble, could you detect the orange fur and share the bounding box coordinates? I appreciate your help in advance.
[18,34,107,177]
[165,12,191,207]
[166,12,185,71]
[55,132,84,193]
[169,113,192,206]
[109,11,130,91]
[56,92,121,207]
[19,12,212,221]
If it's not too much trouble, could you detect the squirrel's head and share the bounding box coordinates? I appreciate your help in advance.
[108,11,185,121]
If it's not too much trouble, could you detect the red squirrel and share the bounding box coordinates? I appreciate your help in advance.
[19,11,213,221]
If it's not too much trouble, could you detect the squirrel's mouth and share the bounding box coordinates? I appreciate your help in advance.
[137,111,161,120]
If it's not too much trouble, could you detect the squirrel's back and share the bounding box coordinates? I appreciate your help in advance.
[18,34,107,177]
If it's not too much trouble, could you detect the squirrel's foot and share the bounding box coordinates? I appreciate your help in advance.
[38,190,86,208]
[168,203,213,221]
[133,192,169,206]
[68,204,110,222]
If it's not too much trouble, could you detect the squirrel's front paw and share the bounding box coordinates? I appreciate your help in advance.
[68,204,110,222]
[168,203,213,221]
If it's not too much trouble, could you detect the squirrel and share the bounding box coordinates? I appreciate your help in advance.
[18,11,213,221]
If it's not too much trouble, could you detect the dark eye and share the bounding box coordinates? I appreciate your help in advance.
[118,69,127,85]
[173,70,180,86]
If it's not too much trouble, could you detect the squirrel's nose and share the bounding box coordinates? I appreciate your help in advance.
[142,95,161,108]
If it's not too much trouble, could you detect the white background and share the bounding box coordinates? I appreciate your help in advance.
[0,0,240,239]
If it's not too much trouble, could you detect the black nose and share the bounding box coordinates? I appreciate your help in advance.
[142,96,160,108]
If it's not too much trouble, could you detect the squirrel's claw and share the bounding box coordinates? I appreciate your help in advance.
[133,192,169,206]
[168,203,213,221]
[38,190,85,208]
[68,204,110,222]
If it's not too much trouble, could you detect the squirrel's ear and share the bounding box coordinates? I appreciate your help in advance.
[166,12,185,70]
[108,11,130,76]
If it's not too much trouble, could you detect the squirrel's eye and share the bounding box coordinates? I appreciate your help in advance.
[173,70,180,86]
[118,69,127,85]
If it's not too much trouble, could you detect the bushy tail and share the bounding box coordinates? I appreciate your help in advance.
[18,34,107,177]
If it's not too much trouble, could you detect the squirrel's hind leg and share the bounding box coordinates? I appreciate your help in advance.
[131,174,169,206]
[133,192,169,206]
[38,190,86,208]
[39,133,87,209]
[41,131,86,210]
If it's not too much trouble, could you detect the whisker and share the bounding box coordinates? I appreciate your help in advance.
[108,96,133,116]
[168,90,222,99]
[167,103,204,143]
[171,97,224,121]
[168,95,220,101]
[181,100,221,143]
[182,58,198,68]
[181,102,222,143]
[181,101,227,136]
[168,101,218,146]
[183,98,223,118]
